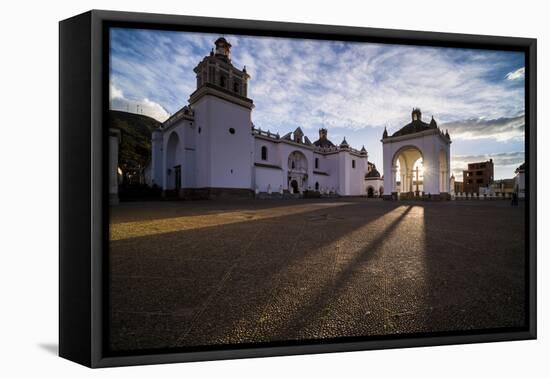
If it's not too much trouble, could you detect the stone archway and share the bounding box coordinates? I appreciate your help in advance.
[287,151,308,193]
[391,145,423,198]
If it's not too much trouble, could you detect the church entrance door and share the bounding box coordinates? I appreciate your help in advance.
[290,180,299,194]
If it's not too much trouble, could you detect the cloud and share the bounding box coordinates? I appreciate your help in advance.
[442,115,524,142]
[109,83,170,122]
[451,151,524,179]
[109,30,525,131]
[506,67,525,80]
[109,83,124,100]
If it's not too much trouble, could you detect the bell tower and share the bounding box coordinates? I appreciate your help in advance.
[191,37,250,99]
[189,38,254,194]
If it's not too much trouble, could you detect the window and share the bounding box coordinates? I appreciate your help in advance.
[352,160,356,169]
[476,171,483,176]
[315,182,319,191]
[261,146,268,161]
[233,82,239,93]
[468,179,473,184]
[315,158,319,169]
[476,179,483,184]
[229,128,235,134]
[220,75,226,88]
[291,161,295,169]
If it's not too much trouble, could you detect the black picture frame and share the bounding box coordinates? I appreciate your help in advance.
[59,9,537,368]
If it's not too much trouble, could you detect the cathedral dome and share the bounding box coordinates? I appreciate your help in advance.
[366,165,381,178]
[313,128,335,147]
[391,108,438,137]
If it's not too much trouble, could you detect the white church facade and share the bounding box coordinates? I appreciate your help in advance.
[148,37,384,199]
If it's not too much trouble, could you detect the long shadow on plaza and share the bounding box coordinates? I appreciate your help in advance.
[417,201,527,334]
[244,205,415,342]
[109,200,400,352]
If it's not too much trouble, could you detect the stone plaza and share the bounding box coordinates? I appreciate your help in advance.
[109,199,526,352]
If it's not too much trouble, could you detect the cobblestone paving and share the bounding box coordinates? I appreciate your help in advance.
[109,199,526,352]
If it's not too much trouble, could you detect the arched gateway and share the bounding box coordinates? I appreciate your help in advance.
[382,109,451,200]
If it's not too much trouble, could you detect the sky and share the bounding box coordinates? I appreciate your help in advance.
[109,28,526,180]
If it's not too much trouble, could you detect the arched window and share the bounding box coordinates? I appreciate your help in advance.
[315,182,319,191]
[220,75,226,88]
[352,160,356,169]
[315,158,319,169]
[233,82,239,93]
[261,146,268,161]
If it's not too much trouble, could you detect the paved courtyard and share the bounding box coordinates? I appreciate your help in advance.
[109,198,526,352]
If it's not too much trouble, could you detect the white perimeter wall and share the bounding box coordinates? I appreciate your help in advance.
[254,166,284,192]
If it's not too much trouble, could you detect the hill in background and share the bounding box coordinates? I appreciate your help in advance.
[109,110,161,169]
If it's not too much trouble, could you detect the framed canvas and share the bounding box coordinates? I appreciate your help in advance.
[59,10,537,368]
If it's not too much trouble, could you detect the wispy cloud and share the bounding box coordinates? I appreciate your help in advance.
[109,29,525,130]
[443,115,524,142]
[506,67,525,80]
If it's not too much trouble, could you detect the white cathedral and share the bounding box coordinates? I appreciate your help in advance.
[146,37,384,199]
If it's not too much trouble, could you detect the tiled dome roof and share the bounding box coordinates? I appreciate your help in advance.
[392,119,436,137]
[366,167,381,178]
[313,138,335,147]
[390,109,438,138]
